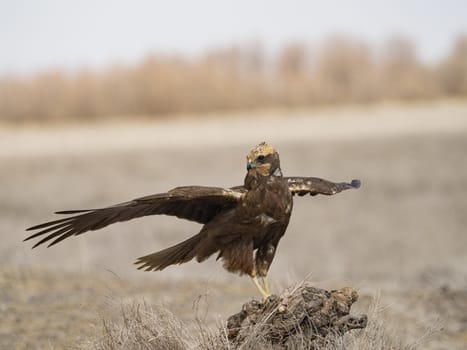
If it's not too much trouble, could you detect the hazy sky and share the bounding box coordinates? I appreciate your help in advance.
[1,0,466,76]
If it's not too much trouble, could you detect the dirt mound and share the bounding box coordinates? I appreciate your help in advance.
[227,284,367,348]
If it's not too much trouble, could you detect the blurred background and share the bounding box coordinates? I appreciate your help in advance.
[1,1,467,349]
[1,0,467,123]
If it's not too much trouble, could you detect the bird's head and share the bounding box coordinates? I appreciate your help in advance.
[246,142,282,177]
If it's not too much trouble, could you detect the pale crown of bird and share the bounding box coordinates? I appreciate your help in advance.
[247,142,276,164]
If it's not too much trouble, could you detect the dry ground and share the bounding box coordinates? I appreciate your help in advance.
[1,102,467,349]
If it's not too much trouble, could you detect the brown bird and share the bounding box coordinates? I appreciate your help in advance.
[25,142,360,298]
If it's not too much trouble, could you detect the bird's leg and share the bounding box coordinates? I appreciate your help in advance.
[251,276,270,300]
[260,276,271,296]
[254,243,275,298]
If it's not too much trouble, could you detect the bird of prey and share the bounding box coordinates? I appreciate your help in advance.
[25,142,360,298]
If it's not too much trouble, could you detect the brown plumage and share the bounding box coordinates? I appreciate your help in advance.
[25,142,360,297]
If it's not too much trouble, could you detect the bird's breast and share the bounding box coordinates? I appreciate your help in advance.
[241,177,293,224]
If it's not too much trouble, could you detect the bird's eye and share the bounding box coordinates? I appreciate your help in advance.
[257,155,265,162]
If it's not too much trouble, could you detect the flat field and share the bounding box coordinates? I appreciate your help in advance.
[1,102,467,349]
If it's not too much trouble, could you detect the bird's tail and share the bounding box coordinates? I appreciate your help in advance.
[135,233,203,271]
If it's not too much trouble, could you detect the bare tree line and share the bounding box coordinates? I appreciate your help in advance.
[1,35,466,123]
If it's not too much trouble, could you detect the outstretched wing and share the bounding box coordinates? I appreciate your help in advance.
[285,177,361,196]
[25,186,245,248]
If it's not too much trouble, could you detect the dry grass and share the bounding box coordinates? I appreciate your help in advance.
[83,301,191,350]
[1,267,458,350]
[1,35,466,124]
[78,293,440,350]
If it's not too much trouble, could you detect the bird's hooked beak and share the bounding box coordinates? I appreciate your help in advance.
[246,157,256,171]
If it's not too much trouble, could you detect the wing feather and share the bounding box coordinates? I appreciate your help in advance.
[285,177,361,196]
[25,185,245,248]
